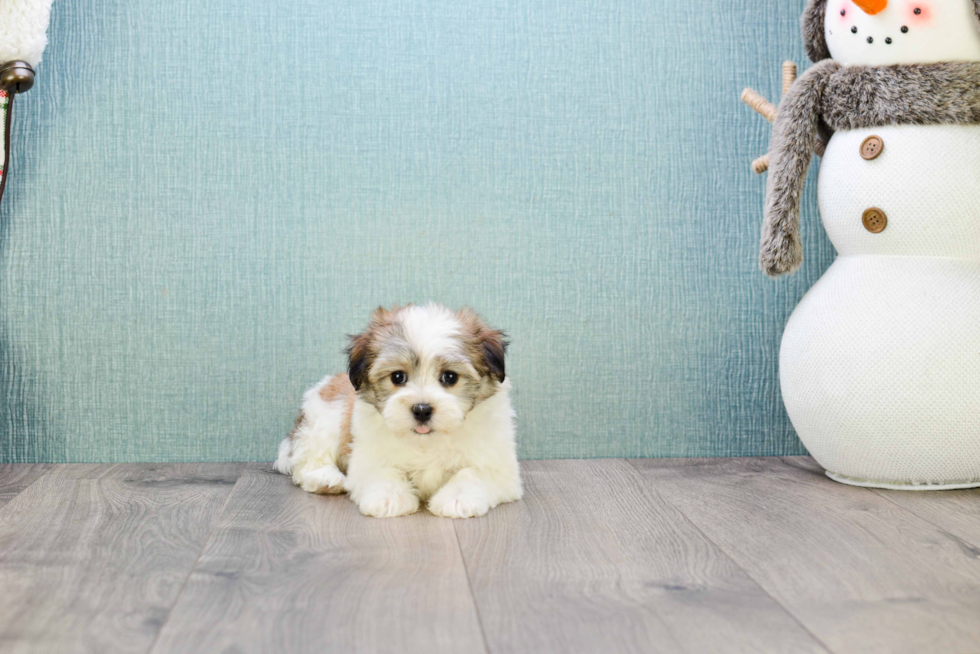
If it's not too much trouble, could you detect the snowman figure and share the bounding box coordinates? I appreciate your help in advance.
[760,0,980,488]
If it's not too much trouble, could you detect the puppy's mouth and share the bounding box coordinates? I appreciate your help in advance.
[414,424,432,434]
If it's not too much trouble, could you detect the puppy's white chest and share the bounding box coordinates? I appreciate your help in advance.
[400,438,469,498]
[407,463,455,499]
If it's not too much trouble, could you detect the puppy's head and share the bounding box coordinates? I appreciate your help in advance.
[346,303,507,436]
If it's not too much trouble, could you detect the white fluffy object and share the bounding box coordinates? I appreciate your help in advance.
[0,0,54,66]
[778,2,980,489]
[276,304,523,518]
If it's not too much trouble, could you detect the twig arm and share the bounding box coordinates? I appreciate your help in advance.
[741,88,777,123]
[781,61,797,96]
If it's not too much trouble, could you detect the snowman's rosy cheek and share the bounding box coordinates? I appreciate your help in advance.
[906,3,932,23]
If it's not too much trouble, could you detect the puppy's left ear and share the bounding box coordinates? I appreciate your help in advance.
[480,328,508,383]
[459,307,508,383]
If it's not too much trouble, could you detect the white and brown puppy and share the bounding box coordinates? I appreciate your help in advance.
[274,303,522,518]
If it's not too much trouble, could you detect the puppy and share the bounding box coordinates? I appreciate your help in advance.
[274,303,522,518]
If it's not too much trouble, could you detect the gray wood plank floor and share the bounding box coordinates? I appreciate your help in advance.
[151,464,486,654]
[0,464,51,509]
[0,458,978,654]
[631,457,980,654]
[0,464,244,654]
[454,460,826,654]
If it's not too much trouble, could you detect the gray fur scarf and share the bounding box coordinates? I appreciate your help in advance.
[760,60,980,277]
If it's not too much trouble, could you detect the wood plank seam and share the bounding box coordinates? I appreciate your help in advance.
[145,464,247,654]
[0,464,56,513]
[149,465,488,653]
[625,458,835,654]
[452,521,492,654]
[456,459,829,654]
[0,463,249,652]
[633,456,980,653]
[612,459,740,654]
[869,489,980,554]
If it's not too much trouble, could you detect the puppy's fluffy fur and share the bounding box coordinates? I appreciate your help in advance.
[275,303,522,518]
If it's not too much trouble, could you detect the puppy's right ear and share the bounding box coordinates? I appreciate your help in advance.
[346,307,390,390]
[346,331,372,391]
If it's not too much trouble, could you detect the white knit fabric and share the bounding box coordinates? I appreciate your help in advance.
[782,260,980,488]
[782,123,980,489]
[818,125,980,259]
[788,1,980,488]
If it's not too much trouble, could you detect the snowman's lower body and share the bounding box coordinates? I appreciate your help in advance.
[781,255,980,490]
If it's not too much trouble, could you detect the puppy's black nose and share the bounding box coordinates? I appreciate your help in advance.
[412,403,434,422]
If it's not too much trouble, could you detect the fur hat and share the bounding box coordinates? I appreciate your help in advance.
[802,0,980,62]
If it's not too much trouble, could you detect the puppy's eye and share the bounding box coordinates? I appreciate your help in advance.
[390,371,407,386]
[440,371,459,387]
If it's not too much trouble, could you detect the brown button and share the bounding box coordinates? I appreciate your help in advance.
[862,207,887,233]
[860,135,884,160]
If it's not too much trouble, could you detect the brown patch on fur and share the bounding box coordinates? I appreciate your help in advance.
[287,411,305,441]
[319,374,357,460]
[339,399,355,461]
[346,306,410,390]
[456,307,508,383]
[319,373,355,403]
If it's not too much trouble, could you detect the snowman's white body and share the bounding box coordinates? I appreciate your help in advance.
[781,125,980,488]
[779,0,980,488]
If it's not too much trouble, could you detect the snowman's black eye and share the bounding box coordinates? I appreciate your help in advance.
[914,7,921,14]
[901,25,909,33]
[391,371,407,386]
[851,26,858,33]
[841,8,846,15]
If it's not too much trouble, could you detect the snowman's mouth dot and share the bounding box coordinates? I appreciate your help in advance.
[853,33,898,45]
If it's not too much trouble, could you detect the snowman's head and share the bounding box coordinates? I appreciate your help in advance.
[805,0,980,65]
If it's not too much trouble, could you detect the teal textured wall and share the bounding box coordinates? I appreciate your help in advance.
[0,0,835,463]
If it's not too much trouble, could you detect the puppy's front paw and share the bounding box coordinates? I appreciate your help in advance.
[357,485,420,518]
[428,485,491,519]
[298,465,346,495]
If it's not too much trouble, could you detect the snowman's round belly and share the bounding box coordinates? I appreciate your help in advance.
[780,256,980,486]
[818,124,980,259]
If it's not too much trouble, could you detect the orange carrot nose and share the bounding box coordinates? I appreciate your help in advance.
[852,0,887,14]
